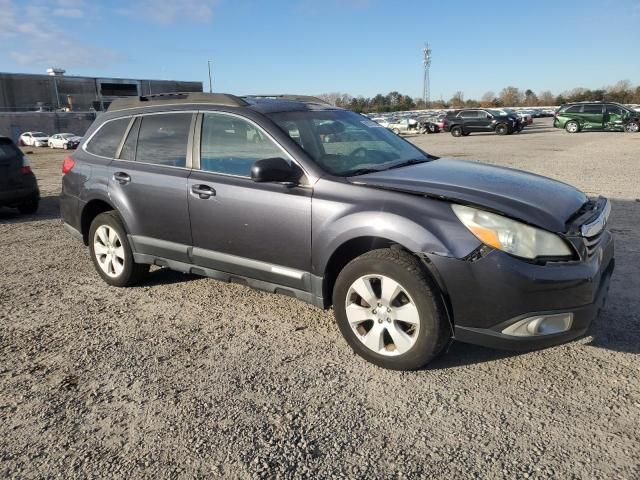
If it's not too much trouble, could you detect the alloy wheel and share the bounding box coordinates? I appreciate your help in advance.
[344,274,420,356]
[93,225,125,278]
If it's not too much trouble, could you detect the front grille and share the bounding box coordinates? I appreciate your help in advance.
[584,230,603,258]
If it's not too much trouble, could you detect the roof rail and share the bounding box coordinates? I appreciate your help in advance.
[107,92,249,111]
[244,94,331,105]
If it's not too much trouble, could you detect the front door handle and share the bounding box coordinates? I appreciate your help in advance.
[113,171,131,184]
[192,184,216,199]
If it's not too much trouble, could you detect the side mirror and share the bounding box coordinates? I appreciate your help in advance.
[251,157,296,184]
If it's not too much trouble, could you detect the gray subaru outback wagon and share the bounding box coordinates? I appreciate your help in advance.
[60,93,614,370]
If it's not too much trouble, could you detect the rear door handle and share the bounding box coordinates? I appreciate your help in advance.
[113,171,131,184]
[192,184,216,199]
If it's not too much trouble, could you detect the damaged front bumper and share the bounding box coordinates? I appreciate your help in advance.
[425,229,615,351]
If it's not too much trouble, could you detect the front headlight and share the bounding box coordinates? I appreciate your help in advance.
[452,204,573,260]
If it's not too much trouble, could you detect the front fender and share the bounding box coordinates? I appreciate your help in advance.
[311,179,482,274]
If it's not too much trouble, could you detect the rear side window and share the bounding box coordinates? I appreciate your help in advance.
[564,105,582,113]
[583,104,603,114]
[459,111,478,118]
[86,118,130,158]
[136,113,193,167]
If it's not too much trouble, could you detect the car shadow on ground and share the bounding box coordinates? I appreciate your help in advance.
[0,195,60,224]
[138,268,201,287]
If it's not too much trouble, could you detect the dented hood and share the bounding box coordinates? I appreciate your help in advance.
[350,158,588,233]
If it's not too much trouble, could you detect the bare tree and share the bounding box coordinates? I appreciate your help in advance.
[449,91,465,108]
[538,90,555,106]
[480,91,495,107]
[499,86,523,107]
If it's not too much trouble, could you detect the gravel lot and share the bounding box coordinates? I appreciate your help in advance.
[1,119,639,478]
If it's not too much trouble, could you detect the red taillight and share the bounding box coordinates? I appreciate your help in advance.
[20,165,32,174]
[62,156,75,174]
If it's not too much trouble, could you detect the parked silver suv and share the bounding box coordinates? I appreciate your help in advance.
[60,93,614,370]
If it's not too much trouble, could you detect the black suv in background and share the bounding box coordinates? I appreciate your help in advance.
[0,136,40,214]
[443,108,521,137]
[60,93,614,370]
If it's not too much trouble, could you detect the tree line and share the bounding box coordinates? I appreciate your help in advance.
[318,80,640,113]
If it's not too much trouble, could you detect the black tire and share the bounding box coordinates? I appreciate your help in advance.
[450,126,463,137]
[332,248,450,371]
[624,121,639,133]
[63,143,69,150]
[18,197,39,214]
[495,123,509,135]
[565,120,580,134]
[88,211,149,287]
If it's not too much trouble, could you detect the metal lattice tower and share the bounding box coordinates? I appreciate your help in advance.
[422,43,432,106]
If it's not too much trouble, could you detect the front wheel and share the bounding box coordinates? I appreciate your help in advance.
[392,128,400,135]
[565,120,580,133]
[495,123,509,135]
[333,249,450,370]
[625,121,639,133]
[89,211,149,287]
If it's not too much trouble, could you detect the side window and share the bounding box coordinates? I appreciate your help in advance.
[477,111,489,119]
[119,117,141,161]
[564,105,582,113]
[200,113,287,177]
[459,111,477,118]
[136,113,192,167]
[583,104,603,114]
[606,105,623,115]
[86,117,130,158]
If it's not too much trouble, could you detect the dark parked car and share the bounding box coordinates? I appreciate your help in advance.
[554,102,640,133]
[60,93,614,370]
[443,109,520,137]
[0,136,40,214]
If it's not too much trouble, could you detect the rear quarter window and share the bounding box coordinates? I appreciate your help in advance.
[564,105,582,113]
[86,118,131,158]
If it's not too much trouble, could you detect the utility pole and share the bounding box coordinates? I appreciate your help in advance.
[422,43,432,107]
[208,60,213,93]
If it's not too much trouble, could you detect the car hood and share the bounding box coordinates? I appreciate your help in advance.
[350,159,588,232]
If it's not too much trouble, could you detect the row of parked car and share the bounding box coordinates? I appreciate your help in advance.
[370,102,640,138]
[18,131,82,149]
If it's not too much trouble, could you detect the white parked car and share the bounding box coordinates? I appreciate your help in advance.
[49,133,82,150]
[19,132,49,147]
[387,118,419,135]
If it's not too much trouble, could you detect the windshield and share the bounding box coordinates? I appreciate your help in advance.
[267,110,430,176]
[33,132,47,137]
[60,133,75,139]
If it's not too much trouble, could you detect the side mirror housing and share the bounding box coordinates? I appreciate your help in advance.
[251,157,296,183]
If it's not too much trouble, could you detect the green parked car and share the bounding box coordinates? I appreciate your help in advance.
[553,102,640,133]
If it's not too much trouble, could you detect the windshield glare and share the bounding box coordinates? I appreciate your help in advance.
[268,110,429,176]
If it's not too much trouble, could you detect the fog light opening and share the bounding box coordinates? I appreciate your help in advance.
[502,313,574,337]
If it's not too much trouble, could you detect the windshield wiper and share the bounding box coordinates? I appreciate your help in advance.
[342,167,381,177]
[384,158,431,171]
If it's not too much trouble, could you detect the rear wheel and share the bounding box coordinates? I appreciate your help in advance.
[450,126,463,137]
[18,197,39,214]
[89,211,149,287]
[333,249,450,370]
[565,120,580,133]
[624,121,639,133]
